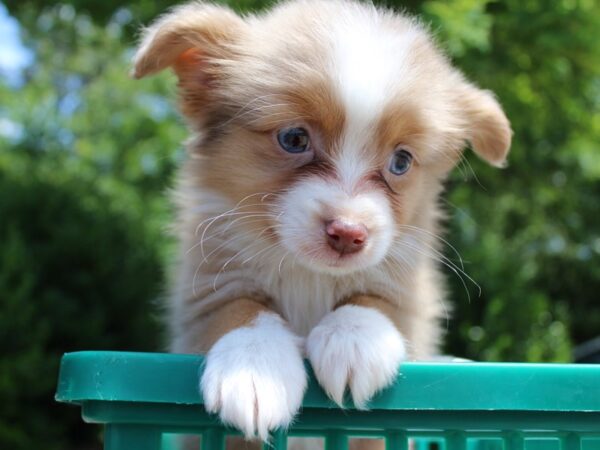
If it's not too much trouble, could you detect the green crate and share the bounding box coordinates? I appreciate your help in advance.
[55,351,600,450]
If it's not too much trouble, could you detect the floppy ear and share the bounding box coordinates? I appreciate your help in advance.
[132,2,246,80]
[459,84,512,168]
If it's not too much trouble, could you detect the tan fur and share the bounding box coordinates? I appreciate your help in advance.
[191,297,272,352]
[133,3,245,79]
[134,1,511,448]
[459,85,513,167]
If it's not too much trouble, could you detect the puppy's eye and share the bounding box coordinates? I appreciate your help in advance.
[389,148,413,175]
[277,127,310,153]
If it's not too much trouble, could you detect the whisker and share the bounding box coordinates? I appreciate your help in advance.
[188,213,279,256]
[201,222,284,266]
[191,224,283,296]
[193,198,277,235]
[278,251,290,274]
[242,240,282,265]
[218,95,288,128]
[396,224,466,270]
[220,213,278,234]
[196,191,275,255]
[439,197,476,225]
[383,254,412,282]
[212,233,275,291]
[389,241,480,302]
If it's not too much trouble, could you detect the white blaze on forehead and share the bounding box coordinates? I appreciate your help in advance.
[328,10,420,190]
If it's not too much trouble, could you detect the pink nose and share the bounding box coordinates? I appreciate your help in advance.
[325,219,368,255]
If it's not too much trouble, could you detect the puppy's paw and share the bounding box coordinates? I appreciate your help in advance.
[200,312,307,440]
[306,305,406,409]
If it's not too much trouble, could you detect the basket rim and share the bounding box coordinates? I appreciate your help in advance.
[55,351,600,412]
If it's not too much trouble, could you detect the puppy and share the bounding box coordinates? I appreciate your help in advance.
[133,0,511,445]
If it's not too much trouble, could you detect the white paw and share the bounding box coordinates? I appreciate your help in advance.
[306,305,406,409]
[200,312,307,440]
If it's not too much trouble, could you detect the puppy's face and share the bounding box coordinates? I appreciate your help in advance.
[134,0,511,275]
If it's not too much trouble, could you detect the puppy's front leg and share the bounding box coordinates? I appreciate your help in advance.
[306,295,406,408]
[199,299,307,441]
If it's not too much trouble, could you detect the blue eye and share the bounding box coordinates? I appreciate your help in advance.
[389,149,413,175]
[277,127,310,153]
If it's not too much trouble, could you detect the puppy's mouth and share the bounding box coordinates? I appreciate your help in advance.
[293,241,376,274]
[322,247,368,267]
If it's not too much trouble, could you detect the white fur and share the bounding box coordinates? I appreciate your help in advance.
[276,176,394,275]
[329,7,421,191]
[306,304,406,408]
[331,9,418,129]
[259,265,338,337]
[200,312,307,440]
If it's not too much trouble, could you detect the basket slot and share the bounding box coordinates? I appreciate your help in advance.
[325,430,349,450]
[201,427,225,450]
[446,431,467,450]
[263,430,287,450]
[504,432,525,450]
[562,433,582,450]
[385,430,409,450]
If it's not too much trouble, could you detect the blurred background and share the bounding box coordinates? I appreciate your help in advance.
[0,0,599,448]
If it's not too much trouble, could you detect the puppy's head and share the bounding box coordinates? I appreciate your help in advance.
[134,0,511,275]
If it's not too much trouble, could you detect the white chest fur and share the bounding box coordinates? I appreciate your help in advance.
[250,261,405,337]
[255,264,338,336]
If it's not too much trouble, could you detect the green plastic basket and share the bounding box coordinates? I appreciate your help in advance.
[55,351,600,450]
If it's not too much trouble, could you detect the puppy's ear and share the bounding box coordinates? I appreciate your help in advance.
[459,84,512,168]
[132,2,245,80]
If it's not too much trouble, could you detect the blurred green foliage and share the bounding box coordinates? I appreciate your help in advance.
[0,160,164,449]
[422,0,600,361]
[1,0,599,449]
